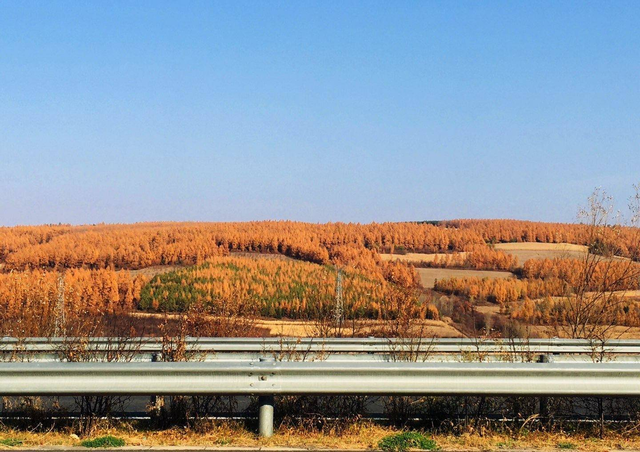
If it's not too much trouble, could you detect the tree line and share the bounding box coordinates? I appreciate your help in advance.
[6,219,637,273]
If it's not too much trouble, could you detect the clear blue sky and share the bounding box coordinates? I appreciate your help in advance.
[1,1,639,226]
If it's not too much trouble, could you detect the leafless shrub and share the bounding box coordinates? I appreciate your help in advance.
[53,311,145,436]
[148,302,254,428]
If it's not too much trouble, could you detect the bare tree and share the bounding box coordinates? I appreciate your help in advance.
[557,184,640,342]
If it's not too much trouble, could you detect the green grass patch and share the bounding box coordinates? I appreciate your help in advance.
[557,442,577,449]
[0,438,23,447]
[80,435,125,448]
[378,432,438,452]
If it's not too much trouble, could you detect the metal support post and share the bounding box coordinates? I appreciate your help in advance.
[258,395,274,438]
[258,357,275,437]
[538,354,553,422]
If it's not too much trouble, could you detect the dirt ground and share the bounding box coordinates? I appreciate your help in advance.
[416,267,514,289]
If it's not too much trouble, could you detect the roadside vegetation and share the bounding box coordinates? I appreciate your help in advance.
[4,422,640,451]
[80,435,125,448]
[378,431,438,452]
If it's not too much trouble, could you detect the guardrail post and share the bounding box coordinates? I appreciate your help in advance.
[258,395,274,437]
[258,357,275,438]
[538,354,553,422]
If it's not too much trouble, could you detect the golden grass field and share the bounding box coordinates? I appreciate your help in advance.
[381,243,590,266]
[494,242,589,262]
[131,312,464,338]
[256,318,463,337]
[380,252,467,264]
[417,267,514,289]
[383,242,628,268]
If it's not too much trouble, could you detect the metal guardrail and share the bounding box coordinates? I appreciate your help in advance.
[2,360,640,436]
[3,337,640,362]
[2,361,639,396]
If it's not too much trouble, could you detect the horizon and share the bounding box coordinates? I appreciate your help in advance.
[2,1,639,226]
[0,216,631,229]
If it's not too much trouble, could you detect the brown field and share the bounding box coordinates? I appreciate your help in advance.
[128,265,184,278]
[494,242,588,262]
[257,318,463,338]
[131,313,463,338]
[529,324,640,339]
[524,291,640,308]
[417,268,514,289]
[380,252,467,264]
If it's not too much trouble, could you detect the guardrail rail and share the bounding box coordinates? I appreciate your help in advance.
[3,339,640,437]
[2,337,640,362]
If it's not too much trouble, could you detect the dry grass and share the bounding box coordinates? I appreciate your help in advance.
[129,313,463,337]
[494,243,589,262]
[494,243,589,252]
[417,268,514,289]
[128,265,184,278]
[380,252,468,264]
[528,291,640,305]
[529,323,640,339]
[474,304,502,316]
[381,243,592,266]
[2,422,640,451]
[257,318,463,338]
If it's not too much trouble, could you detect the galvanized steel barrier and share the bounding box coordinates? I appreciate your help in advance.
[3,337,640,362]
[2,346,640,436]
[2,361,639,396]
